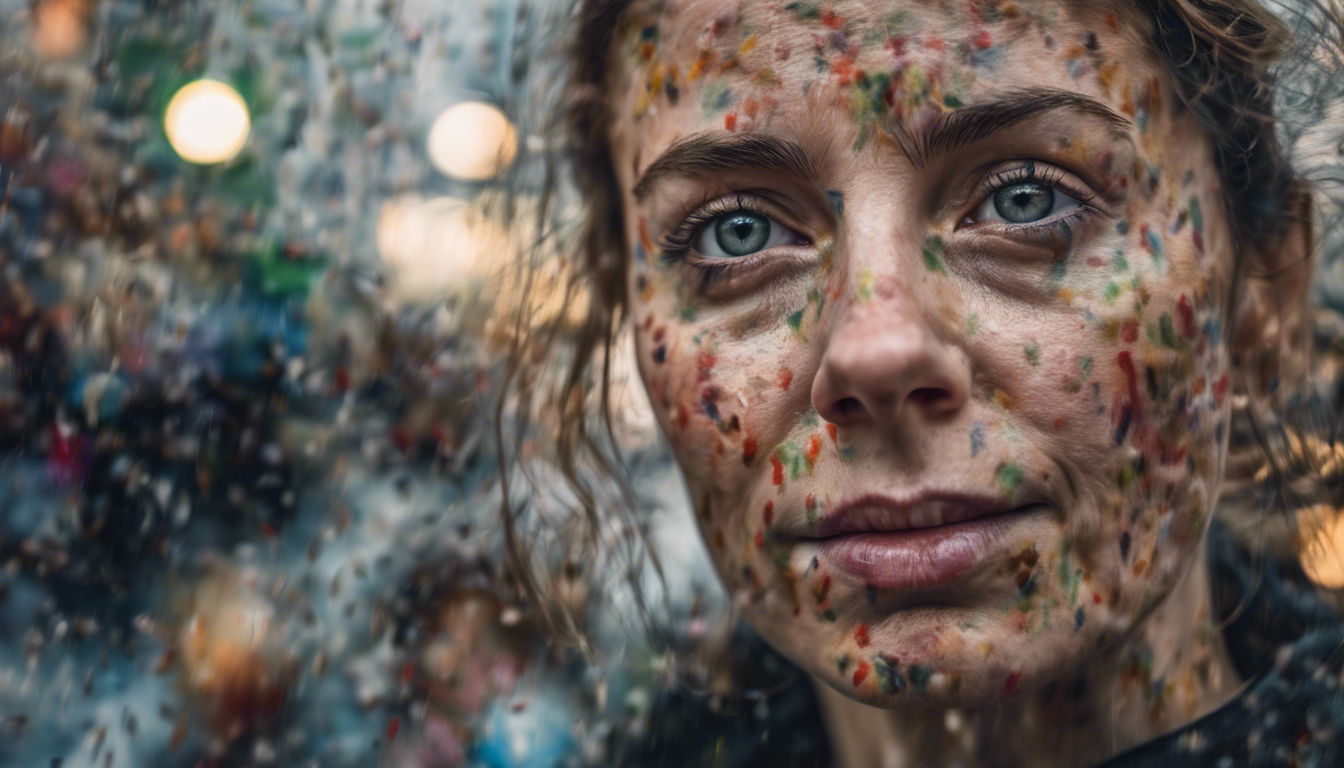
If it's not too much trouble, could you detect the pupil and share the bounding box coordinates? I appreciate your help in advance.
[715,212,770,256]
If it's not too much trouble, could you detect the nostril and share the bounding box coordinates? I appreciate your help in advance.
[835,397,863,418]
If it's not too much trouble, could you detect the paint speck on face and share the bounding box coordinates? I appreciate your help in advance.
[778,367,794,390]
[806,434,822,467]
[967,313,979,335]
[922,236,947,274]
[855,623,871,647]
[1004,671,1022,695]
[970,422,985,457]
[997,462,1024,493]
[771,454,784,485]
[908,664,932,694]
[993,389,1013,410]
[827,190,845,216]
[852,659,871,686]
[1024,340,1040,366]
[1075,607,1085,630]
[826,422,838,443]
[1080,356,1093,381]
[875,654,904,694]
[742,435,758,465]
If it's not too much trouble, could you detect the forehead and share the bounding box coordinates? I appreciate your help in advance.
[610,0,1168,169]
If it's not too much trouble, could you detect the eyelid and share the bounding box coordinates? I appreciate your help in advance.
[659,191,812,262]
[961,160,1101,227]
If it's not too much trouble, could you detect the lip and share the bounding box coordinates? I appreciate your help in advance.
[810,492,1043,592]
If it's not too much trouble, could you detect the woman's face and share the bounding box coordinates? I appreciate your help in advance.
[613,0,1236,706]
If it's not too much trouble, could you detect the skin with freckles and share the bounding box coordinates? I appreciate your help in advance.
[610,0,1268,764]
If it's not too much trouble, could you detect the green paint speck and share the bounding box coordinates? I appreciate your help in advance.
[787,308,805,331]
[922,236,947,274]
[1080,356,1093,381]
[1159,312,1178,348]
[1104,282,1120,303]
[967,313,979,336]
[1024,341,1040,366]
[997,463,1024,493]
[908,665,932,694]
[1113,251,1128,272]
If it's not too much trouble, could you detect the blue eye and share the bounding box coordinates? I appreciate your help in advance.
[696,210,801,257]
[976,181,1081,224]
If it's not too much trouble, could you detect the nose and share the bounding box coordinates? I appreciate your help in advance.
[810,284,970,427]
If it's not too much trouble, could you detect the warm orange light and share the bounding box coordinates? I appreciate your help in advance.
[32,0,87,59]
[1300,505,1344,588]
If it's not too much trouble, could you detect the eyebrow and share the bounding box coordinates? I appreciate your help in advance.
[631,88,1132,197]
[902,87,1133,167]
[632,132,818,200]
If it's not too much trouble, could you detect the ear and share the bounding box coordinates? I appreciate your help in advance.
[1228,189,1315,401]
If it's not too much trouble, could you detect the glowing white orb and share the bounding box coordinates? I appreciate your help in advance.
[427,102,518,181]
[164,80,251,165]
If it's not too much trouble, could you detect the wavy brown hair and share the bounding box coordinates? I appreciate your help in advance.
[495,0,1344,647]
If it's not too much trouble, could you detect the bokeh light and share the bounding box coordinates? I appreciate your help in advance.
[31,0,87,59]
[164,80,251,165]
[427,102,518,181]
[1301,505,1344,588]
[376,195,510,301]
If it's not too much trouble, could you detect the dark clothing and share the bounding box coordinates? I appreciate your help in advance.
[629,522,1344,767]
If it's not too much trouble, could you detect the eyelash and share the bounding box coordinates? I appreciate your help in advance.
[656,162,1100,283]
[657,192,794,282]
[968,161,1099,236]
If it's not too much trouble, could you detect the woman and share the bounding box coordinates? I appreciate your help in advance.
[501,0,1344,765]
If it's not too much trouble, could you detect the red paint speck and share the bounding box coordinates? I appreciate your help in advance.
[852,660,871,686]
[821,8,843,28]
[1093,591,1103,604]
[742,436,758,465]
[1121,321,1138,344]
[1177,294,1196,338]
[1053,417,1066,431]
[974,29,993,49]
[1193,230,1204,253]
[771,454,784,485]
[724,111,738,131]
[638,218,654,255]
[387,717,401,741]
[806,493,817,510]
[1213,373,1229,407]
[1106,12,1119,30]
[1004,671,1022,695]
[764,501,774,525]
[754,529,764,549]
[260,523,277,540]
[806,434,822,465]
[1117,350,1140,413]
[855,624,871,647]
[778,367,794,390]
[826,423,838,443]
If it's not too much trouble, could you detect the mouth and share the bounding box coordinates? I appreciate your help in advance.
[806,492,1048,592]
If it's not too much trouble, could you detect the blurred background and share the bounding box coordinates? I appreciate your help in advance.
[1,1,1343,767]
